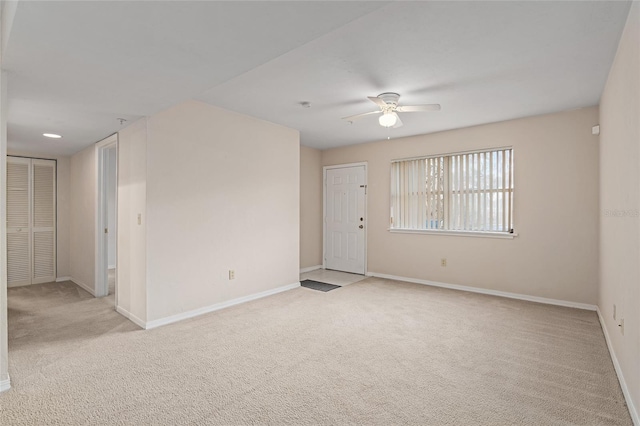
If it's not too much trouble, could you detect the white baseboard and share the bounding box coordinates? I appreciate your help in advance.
[70,277,95,296]
[115,306,146,330]
[597,308,639,425]
[0,375,10,392]
[145,282,301,330]
[366,272,597,311]
[300,265,322,274]
[55,276,71,282]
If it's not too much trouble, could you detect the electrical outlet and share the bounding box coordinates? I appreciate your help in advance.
[228,270,235,280]
[613,304,616,320]
[619,318,624,335]
[441,258,447,267]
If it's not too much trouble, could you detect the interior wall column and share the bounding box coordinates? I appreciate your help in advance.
[0,68,10,391]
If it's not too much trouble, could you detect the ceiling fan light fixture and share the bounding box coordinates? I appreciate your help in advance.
[379,112,397,128]
[342,93,439,128]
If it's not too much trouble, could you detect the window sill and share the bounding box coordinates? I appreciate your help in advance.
[388,228,517,239]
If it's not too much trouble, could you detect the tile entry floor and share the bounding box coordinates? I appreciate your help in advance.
[300,268,367,286]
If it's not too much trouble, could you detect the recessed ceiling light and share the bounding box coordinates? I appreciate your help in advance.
[43,133,62,139]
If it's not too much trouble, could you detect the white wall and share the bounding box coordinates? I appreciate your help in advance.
[300,145,322,270]
[144,100,299,322]
[1,3,16,386]
[321,107,600,305]
[599,2,639,421]
[116,118,147,324]
[69,144,96,293]
[6,152,71,279]
[56,156,71,279]
[107,147,116,269]
[0,68,9,388]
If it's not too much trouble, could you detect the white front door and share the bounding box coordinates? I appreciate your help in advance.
[324,165,366,274]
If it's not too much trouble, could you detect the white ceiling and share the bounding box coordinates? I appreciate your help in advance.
[3,1,632,156]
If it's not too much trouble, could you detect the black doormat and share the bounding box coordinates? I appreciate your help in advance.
[301,280,341,292]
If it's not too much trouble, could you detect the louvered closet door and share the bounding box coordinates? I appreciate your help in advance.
[6,157,56,286]
[7,157,32,286]
[31,160,56,284]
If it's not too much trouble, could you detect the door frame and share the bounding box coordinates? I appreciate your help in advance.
[95,134,118,299]
[322,162,368,275]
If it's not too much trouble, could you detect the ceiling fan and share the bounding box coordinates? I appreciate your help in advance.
[342,92,440,128]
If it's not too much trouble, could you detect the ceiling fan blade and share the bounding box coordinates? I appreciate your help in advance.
[396,104,441,112]
[341,110,382,122]
[392,112,403,128]
[367,96,389,109]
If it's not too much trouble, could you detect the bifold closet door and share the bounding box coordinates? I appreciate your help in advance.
[7,157,31,286]
[31,160,56,284]
[6,157,56,286]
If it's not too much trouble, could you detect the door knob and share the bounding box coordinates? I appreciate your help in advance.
[359,225,363,229]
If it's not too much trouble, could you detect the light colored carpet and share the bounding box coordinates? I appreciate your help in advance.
[0,277,632,425]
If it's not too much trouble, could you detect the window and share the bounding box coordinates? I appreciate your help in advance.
[390,148,514,234]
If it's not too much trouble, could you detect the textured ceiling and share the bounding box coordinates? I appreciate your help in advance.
[3,1,632,156]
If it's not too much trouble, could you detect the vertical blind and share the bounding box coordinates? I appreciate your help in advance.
[391,148,513,233]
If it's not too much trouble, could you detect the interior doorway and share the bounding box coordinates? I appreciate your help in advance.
[95,135,118,300]
[323,163,367,275]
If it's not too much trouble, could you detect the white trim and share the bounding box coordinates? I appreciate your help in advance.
[300,265,322,274]
[115,306,146,330]
[70,277,96,297]
[323,161,369,171]
[0,375,10,392]
[322,162,368,275]
[55,276,71,282]
[144,282,300,330]
[95,134,118,299]
[366,272,597,311]
[597,308,639,425]
[389,228,517,239]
